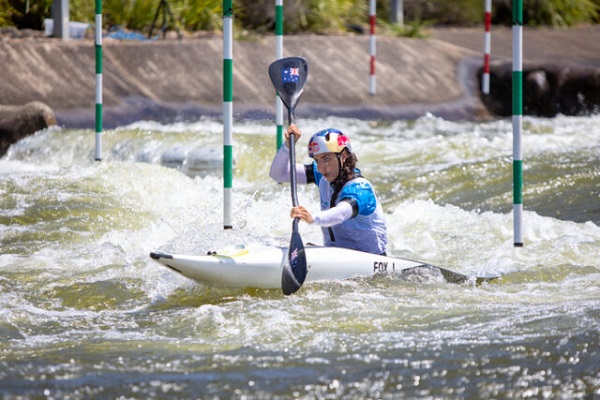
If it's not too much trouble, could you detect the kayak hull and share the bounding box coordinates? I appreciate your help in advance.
[150,244,429,289]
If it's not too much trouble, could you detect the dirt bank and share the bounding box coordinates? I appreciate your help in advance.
[1,26,599,128]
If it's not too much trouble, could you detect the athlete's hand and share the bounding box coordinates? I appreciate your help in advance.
[290,206,313,224]
[285,124,302,147]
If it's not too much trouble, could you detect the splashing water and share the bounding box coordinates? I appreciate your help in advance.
[1,115,598,398]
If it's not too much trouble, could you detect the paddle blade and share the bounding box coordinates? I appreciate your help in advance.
[282,228,307,295]
[268,57,308,113]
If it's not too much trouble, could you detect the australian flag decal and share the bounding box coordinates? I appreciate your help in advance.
[289,248,299,270]
[282,67,300,83]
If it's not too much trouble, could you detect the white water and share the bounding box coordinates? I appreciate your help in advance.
[0,114,599,398]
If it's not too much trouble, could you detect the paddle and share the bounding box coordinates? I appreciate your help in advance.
[268,57,309,295]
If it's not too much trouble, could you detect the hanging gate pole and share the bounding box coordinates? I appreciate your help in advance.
[94,0,102,161]
[482,0,492,94]
[275,0,284,149]
[512,0,523,247]
[223,0,234,229]
[369,0,376,96]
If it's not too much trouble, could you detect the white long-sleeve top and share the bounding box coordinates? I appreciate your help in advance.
[270,145,387,254]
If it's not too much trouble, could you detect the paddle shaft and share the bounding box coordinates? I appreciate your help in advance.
[287,110,300,209]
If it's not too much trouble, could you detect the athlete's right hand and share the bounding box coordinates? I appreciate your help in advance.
[285,124,302,147]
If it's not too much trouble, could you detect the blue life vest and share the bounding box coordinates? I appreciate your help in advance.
[312,163,387,254]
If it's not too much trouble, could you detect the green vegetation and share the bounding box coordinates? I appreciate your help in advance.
[0,0,13,26]
[3,0,51,29]
[3,0,599,34]
[525,0,600,26]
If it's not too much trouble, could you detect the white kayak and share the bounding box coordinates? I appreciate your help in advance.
[150,243,492,289]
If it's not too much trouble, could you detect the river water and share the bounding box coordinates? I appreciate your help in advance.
[1,114,598,399]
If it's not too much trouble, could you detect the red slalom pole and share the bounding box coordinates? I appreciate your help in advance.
[369,0,376,95]
[482,0,492,94]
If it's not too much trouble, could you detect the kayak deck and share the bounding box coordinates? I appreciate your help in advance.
[150,244,500,289]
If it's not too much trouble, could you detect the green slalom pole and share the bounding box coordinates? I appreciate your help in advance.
[512,0,523,246]
[275,0,284,149]
[94,0,102,161]
[223,0,233,229]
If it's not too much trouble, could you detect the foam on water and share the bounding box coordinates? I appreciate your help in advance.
[0,114,599,398]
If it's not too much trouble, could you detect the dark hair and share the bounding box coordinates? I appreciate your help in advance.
[340,149,357,180]
[332,148,358,193]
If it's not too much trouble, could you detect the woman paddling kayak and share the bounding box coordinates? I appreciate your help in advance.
[270,124,388,255]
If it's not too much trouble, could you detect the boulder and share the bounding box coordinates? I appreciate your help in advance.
[479,62,600,117]
[0,101,56,156]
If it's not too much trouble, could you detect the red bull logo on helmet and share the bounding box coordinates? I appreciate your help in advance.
[308,141,320,156]
[337,134,349,148]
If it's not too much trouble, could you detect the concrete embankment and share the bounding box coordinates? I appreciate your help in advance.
[0,33,484,129]
[1,26,599,134]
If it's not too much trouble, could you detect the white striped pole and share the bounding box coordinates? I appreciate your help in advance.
[223,0,233,229]
[482,0,491,94]
[512,0,523,246]
[369,0,376,96]
[94,0,102,161]
[275,0,284,149]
